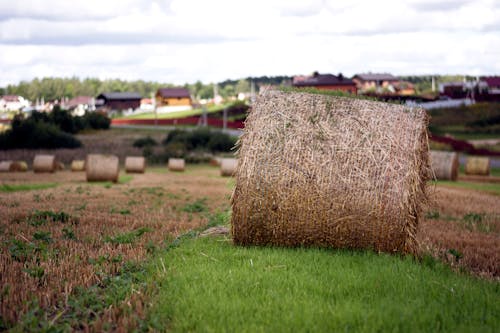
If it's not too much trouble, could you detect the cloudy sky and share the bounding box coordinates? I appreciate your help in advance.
[0,0,499,86]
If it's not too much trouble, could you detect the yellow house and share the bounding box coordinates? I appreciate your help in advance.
[155,88,192,111]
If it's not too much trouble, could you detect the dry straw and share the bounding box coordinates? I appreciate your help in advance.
[0,161,13,172]
[86,154,119,182]
[71,160,86,172]
[231,90,430,254]
[168,158,185,172]
[465,157,490,176]
[429,150,458,181]
[33,155,56,173]
[11,161,28,172]
[56,161,65,171]
[125,156,146,173]
[220,158,237,177]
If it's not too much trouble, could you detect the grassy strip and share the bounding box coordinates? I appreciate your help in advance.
[0,183,58,192]
[87,174,133,187]
[143,233,499,332]
[118,104,230,120]
[436,180,500,196]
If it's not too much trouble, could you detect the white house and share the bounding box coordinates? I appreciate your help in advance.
[0,95,31,111]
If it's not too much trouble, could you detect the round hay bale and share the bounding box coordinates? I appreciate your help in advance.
[125,156,146,173]
[0,161,13,172]
[33,155,56,173]
[11,161,28,172]
[86,154,119,182]
[232,90,430,254]
[71,160,85,172]
[465,157,490,176]
[210,157,222,166]
[429,150,458,181]
[168,158,185,172]
[220,158,237,177]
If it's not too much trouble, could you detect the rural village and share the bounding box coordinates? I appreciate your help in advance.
[0,0,499,332]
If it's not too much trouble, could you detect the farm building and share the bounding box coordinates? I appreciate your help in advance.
[64,96,95,116]
[292,72,357,94]
[155,87,192,113]
[352,73,415,95]
[95,92,141,112]
[0,95,30,111]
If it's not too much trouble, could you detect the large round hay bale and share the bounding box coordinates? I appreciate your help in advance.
[0,161,13,172]
[168,158,185,172]
[125,156,146,173]
[232,90,430,254]
[220,158,237,177]
[429,150,458,181]
[11,161,28,172]
[465,157,490,176]
[86,154,119,182]
[33,155,56,173]
[71,160,85,172]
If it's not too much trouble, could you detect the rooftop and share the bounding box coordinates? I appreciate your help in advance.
[157,87,191,98]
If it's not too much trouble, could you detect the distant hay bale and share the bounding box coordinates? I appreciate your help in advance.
[220,158,237,177]
[33,155,56,173]
[231,90,430,254]
[210,157,222,166]
[11,161,28,172]
[168,158,185,172]
[86,154,119,182]
[429,150,458,181]
[0,161,13,172]
[465,157,490,176]
[71,160,85,172]
[125,156,146,173]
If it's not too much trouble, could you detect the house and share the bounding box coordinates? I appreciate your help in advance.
[480,76,500,94]
[292,72,357,94]
[155,87,192,113]
[352,73,399,92]
[65,96,95,116]
[439,82,469,99]
[0,95,31,111]
[95,92,141,112]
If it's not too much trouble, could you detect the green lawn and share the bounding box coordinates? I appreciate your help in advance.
[0,182,58,192]
[117,104,230,120]
[436,180,500,196]
[143,234,499,332]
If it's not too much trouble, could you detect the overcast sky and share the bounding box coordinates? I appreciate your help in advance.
[0,0,499,87]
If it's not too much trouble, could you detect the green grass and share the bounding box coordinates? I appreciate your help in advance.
[117,104,230,120]
[144,236,499,332]
[436,180,500,196]
[0,183,58,192]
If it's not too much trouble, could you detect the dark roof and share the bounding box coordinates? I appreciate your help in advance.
[157,87,191,98]
[353,73,399,81]
[67,96,93,107]
[97,92,142,100]
[482,76,500,87]
[292,73,355,87]
[1,95,20,102]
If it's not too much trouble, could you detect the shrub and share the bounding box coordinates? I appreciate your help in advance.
[207,132,236,152]
[162,128,236,152]
[133,136,158,148]
[83,111,111,130]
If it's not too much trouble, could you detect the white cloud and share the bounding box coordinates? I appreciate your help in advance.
[0,0,499,87]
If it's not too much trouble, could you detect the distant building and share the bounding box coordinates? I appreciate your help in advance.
[95,92,141,112]
[0,95,31,111]
[65,96,95,116]
[439,82,469,99]
[352,73,399,91]
[480,76,500,95]
[155,87,192,113]
[292,72,357,94]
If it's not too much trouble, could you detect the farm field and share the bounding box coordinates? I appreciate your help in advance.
[0,166,499,331]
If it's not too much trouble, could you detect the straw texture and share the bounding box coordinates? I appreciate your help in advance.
[231,90,430,254]
[168,158,185,172]
[220,158,237,177]
[11,161,28,172]
[86,154,119,182]
[0,161,12,172]
[125,156,146,173]
[429,150,458,181]
[465,157,490,176]
[70,160,85,172]
[33,155,56,173]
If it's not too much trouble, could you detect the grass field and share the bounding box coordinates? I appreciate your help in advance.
[117,104,229,120]
[1,165,499,331]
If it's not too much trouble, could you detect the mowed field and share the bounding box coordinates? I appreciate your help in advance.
[0,165,499,331]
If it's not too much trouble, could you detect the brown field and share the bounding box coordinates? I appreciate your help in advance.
[0,164,499,327]
[0,166,232,326]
